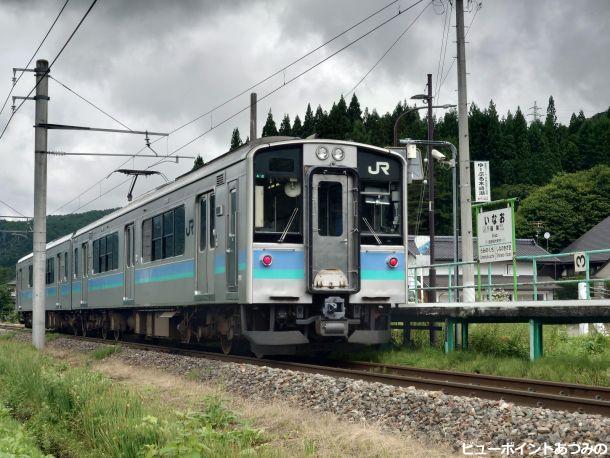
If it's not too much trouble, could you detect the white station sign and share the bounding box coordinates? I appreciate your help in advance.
[474,161,491,202]
[477,208,514,263]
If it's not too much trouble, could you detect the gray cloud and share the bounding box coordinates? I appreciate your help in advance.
[0,0,608,218]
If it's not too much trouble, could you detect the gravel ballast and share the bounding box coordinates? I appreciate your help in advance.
[48,337,610,454]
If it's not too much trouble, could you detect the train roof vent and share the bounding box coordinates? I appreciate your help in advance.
[216,173,225,186]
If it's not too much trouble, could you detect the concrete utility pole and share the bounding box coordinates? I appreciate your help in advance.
[250,92,257,141]
[426,73,439,343]
[456,0,475,301]
[32,59,49,349]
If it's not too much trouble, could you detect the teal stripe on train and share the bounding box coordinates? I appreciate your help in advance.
[89,272,124,292]
[136,259,195,285]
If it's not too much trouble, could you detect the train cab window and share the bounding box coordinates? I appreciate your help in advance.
[209,194,216,247]
[92,232,119,274]
[318,181,343,236]
[45,258,54,285]
[28,265,33,287]
[253,147,303,243]
[142,205,185,262]
[358,150,403,245]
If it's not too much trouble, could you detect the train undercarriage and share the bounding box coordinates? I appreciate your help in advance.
[20,302,391,357]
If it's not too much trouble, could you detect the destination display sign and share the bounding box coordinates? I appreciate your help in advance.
[477,207,514,263]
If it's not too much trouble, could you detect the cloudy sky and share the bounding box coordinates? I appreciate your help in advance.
[0,0,608,217]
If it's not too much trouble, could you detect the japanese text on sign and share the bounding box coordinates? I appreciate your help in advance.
[477,207,514,263]
[474,161,491,202]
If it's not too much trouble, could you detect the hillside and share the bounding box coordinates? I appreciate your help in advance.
[0,209,115,283]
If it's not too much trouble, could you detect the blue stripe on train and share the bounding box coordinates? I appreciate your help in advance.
[135,259,195,285]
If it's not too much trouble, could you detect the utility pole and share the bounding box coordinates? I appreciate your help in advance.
[32,59,49,349]
[250,92,257,141]
[456,0,475,301]
[426,73,439,343]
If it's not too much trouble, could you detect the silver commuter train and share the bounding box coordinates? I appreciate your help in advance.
[15,136,408,356]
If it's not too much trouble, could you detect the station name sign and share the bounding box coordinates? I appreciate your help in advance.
[477,207,514,263]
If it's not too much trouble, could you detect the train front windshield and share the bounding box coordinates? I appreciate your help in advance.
[253,147,303,243]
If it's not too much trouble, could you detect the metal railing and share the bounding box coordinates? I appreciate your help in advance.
[408,248,610,303]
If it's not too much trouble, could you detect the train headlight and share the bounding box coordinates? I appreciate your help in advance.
[316,145,329,160]
[332,147,345,161]
[260,254,273,267]
[386,256,399,268]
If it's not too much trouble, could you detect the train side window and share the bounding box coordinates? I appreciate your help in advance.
[92,233,119,273]
[209,194,216,247]
[74,247,79,278]
[28,265,33,287]
[142,219,152,262]
[142,205,185,262]
[64,251,68,279]
[199,198,207,251]
[45,258,54,285]
[174,206,185,256]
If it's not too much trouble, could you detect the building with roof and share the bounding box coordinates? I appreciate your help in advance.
[408,236,556,302]
[560,215,610,298]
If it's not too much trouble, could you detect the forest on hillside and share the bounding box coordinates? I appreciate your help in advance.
[228,94,610,251]
[0,210,115,282]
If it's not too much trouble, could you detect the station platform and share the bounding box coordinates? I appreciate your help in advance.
[391,299,610,324]
[390,299,610,360]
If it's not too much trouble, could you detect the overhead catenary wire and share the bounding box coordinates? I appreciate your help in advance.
[50,0,414,215]
[436,1,481,99]
[0,198,29,218]
[0,0,70,120]
[50,75,132,131]
[0,0,98,141]
[346,0,431,97]
[65,0,427,214]
[434,0,453,106]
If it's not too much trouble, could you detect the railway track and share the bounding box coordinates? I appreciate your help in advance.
[2,323,609,417]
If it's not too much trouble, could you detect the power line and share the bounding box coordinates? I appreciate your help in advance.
[0,0,70,120]
[0,198,28,218]
[346,0,431,97]
[434,0,453,105]
[65,0,425,214]
[436,1,481,100]
[0,0,98,141]
[51,0,421,215]
[50,75,132,131]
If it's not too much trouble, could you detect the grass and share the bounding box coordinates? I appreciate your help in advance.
[0,403,49,457]
[337,323,610,386]
[90,344,122,361]
[0,340,268,457]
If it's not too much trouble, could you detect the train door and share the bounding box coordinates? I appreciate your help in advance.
[309,170,359,292]
[124,223,135,303]
[196,192,216,298]
[81,242,89,305]
[226,182,238,292]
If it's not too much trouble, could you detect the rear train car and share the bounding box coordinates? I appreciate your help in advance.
[16,137,408,356]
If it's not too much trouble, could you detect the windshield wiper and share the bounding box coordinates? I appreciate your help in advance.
[362,217,382,245]
[278,208,299,243]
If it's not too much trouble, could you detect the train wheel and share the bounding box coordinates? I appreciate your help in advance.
[220,335,233,355]
[180,326,193,344]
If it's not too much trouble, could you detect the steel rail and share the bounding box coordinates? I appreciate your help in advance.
[1,324,608,417]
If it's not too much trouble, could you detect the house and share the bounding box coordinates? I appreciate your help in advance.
[560,215,610,298]
[407,236,556,302]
